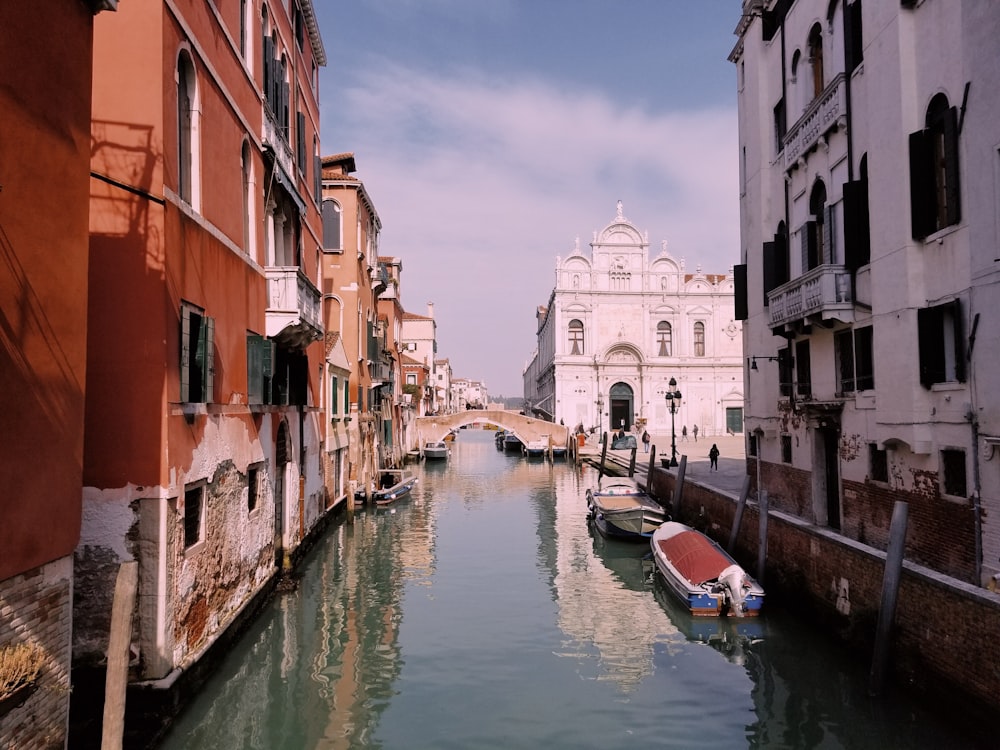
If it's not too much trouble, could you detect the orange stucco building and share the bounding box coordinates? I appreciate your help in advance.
[75,0,329,738]
[0,2,115,746]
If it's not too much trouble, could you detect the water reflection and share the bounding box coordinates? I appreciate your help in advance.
[159,430,985,750]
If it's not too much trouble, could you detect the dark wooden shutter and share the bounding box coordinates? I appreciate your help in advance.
[917,305,944,387]
[845,0,863,73]
[943,106,962,227]
[843,179,870,271]
[823,206,836,265]
[263,36,273,111]
[909,128,935,239]
[734,264,748,320]
[762,241,776,308]
[296,112,306,170]
[802,221,818,272]
[774,231,789,286]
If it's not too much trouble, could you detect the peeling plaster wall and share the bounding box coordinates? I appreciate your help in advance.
[75,414,278,676]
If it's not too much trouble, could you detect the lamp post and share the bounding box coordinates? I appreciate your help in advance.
[665,377,682,467]
[596,393,604,440]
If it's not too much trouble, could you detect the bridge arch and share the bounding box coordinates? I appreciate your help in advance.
[414,409,570,450]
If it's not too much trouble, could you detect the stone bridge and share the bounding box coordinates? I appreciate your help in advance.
[414,409,570,449]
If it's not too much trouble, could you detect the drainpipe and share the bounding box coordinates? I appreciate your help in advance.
[968,311,983,585]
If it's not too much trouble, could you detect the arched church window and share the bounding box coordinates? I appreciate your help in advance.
[568,319,584,355]
[656,321,672,357]
[694,322,706,357]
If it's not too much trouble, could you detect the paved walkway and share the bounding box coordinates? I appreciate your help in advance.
[580,431,750,499]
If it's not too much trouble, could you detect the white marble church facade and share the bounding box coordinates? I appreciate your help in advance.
[523,203,743,439]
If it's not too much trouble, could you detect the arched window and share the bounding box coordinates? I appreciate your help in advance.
[909,93,961,239]
[322,200,341,251]
[656,321,672,357]
[808,24,824,99]
[693,322,705,357]
[177,50,199,207]
[568,319,584,355]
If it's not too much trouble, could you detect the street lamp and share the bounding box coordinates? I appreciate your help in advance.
[596,393,604,439]
[665,377,682,467]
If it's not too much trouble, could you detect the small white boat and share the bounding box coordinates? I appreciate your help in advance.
[586,477,667,541]
[650,521,764,617]
[373,469,418,506]
[423,441,449,460]
[524,440,547,457]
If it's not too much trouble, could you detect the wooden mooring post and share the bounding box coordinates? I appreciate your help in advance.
[728,475,752,554]
[671,455,687,518]
[102,560,138,750]
[756,490,768,586]
[870,500,909,696]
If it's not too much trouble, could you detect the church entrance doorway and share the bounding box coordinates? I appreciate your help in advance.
[609,382,634,432]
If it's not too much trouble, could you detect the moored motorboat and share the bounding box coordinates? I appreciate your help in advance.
[373,469,418,506]
[423,441,449,460]
[650,521,764,617]
[586,477,667,541]
[503,432,523,452]
[524,439,547,457]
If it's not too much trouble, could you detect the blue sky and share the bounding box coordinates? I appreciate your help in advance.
[314,1,742,397]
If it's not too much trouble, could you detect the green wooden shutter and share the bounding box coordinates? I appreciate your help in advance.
[180,306,191,402]
[204,316,215,403]
[248,334,262,404]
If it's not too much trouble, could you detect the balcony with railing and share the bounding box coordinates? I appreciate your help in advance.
[265,267,322,348]
[768,264,854,331]
[783,73,846,170]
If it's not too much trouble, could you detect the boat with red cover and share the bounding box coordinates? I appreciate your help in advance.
[650,521,764,617]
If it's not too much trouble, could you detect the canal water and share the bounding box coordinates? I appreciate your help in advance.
[159,429,982,749]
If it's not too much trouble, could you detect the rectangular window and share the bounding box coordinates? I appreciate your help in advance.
[854,326,874,390]
[869,443,888,483]
[184,484,204,548]
[247,333,273,405]
[781,435,792,464]
[181,303,214,403]
[694,323,706,357]
[248,465,260,512]
[795,339,812,398]
[836,329,855,394]
[406,374,416,385]
[918,300,964,387]
[941,448,967,497]
[330,374,339,415]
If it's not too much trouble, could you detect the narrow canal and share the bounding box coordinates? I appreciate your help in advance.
[159,429,980,749]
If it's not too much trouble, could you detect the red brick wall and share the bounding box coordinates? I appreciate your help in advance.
[647,464,1000,718]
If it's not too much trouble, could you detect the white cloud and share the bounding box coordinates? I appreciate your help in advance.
[323,61,739,394]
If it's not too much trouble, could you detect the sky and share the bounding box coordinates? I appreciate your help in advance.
[314,1,743,397]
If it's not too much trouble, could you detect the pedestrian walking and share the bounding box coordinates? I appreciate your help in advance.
[693,424,699,442]
[709,443,719,471]
[641,430,650,453]
[681,425,688,442]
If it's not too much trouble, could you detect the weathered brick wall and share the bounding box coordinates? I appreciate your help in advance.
[842,479,977,582]
[0,558,72,750]
[648,465,1000,718]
